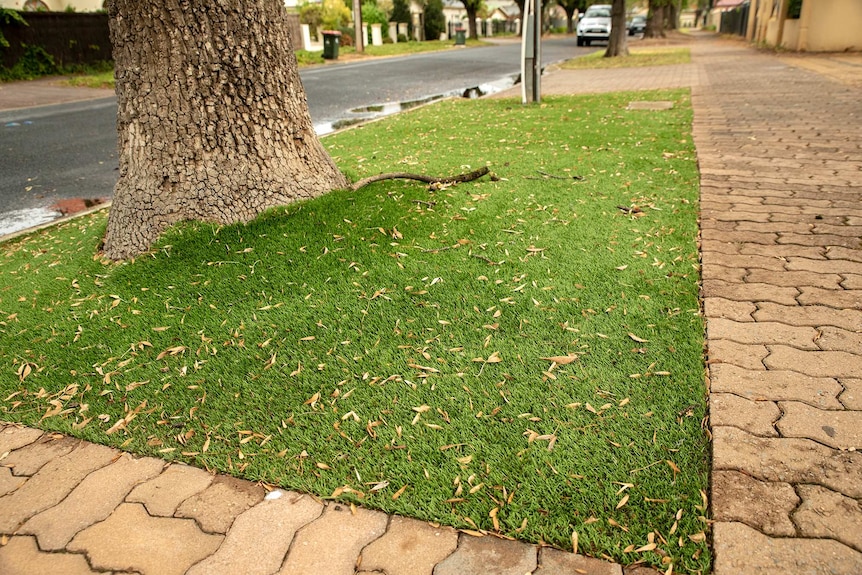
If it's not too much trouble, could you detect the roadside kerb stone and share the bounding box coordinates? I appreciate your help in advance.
[702,280,799,305]
[754,302,862,331]
[712,426,862,498]
[709,364,843,409]
[278,502,388,575]
[1,435,80,475]
[175,474,265,533]
[359,515,458,575]
[188,490,323,575]
[707,317,819,350]
[703,298,756,322]
[793,484,862,552]
[764,345,862,379]
[775,401,862,450]
[0,535,102,575]
[710,394,779,437]
[127,462,213,517]
[19,452,164,550]
[68,502,222,575]
[433,533,538,575]
[536,547,623,575]
[0,442,116,533]
[0,425,43,456]
[710,470,798,536]
[708,340,768,370]
[713,521,862,575]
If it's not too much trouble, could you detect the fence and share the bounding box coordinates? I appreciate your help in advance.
[720,1,750,36]
[1,11,305,70]
[1,12,111,69]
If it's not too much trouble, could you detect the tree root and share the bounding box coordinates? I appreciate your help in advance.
[350,166,490,192]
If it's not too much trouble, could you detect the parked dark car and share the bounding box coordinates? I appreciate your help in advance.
[628,15,646,36]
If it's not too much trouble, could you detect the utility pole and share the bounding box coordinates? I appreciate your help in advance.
[520,0,541,103]
[353,0,364,53]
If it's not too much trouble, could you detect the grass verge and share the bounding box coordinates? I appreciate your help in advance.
[562,47,691,70]
[0,90,708,572]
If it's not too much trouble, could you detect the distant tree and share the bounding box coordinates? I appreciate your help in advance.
[322,0,352,30]
[299,2,323,38]
[604,0,627,56]
[424,0,446,40]
[556,0,587,34]
[458,0,482,39]
[0,8,27,49]
[644,0,671,38]
[391,0,412,36]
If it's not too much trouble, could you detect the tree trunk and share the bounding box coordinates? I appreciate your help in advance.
[102,0,348,260]
[644,2,666,38]
[604,0,628,57]
[668,0,679,30]
[465,6,478,39]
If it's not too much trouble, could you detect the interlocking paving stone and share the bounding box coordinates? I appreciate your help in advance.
[711,470,798,536]
[702,297,756,322]
[816,326,862,354]
[535,547,623,575]
[188,490,323,575]
[840,379,862,410]
[739,243,825,260]
[0,466,24,497]
[278,502,388,575]
[764,345,862,379]
[779,232,860,248]
[358,515,458,575]
[713,521,862,575]
[702,280,799,305]
[712,426,862,498]
[68,503,222,575]
[0,535,103,575]
[700,252,785,271]
[708,340,768,370]
[19,452,164,550]
[707,317,819,349]
[841,274,862,290]
[775,401,862,450]
[710,394,779,437]
[0,442,116,533]
[709,364,843,408]
[747,268,843,289]
[175,474,264,533]
[0,426,42,456]
[798,286,862,309]
[433,534,538,575]
[786,257,862,276]
[127,462,213,517]
[793,484,862,552]
[2,435,80,476]
[825,246,862,263]
[754,302,862,332]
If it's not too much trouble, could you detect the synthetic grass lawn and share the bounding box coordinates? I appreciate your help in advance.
[561,47,691,70]
[0,90,708,572]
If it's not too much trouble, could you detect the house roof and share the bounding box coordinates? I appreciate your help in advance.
[713,0,747,8]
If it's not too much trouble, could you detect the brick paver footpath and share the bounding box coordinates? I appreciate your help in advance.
[691,40,862,574]
[2,34,862,575]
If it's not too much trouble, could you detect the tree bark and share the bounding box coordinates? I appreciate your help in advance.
[604,0,628,57]
[644,2,666,38]
[102,0,348,260]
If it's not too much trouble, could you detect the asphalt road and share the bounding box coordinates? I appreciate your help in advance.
[0,37,590,233]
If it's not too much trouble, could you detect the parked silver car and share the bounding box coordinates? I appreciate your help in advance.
[576,4,612,46]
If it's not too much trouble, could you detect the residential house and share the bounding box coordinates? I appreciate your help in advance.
[746,0,862,51]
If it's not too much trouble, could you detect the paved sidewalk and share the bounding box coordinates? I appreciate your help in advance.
[2,34,862,575]
[0,77,113,111]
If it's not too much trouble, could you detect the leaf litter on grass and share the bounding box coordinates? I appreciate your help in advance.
[0,91,709,572]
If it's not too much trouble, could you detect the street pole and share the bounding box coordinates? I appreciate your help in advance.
[520,0,541,104]
[353,0,364,53]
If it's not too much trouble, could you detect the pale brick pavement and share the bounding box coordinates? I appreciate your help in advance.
[2,33,862,575]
